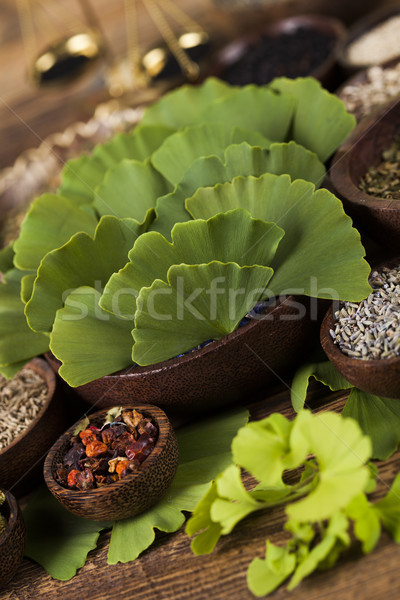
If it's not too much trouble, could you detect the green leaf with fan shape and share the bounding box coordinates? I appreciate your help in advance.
[140,77,234,128]
[186,173,371,301]
[100,209,284,319]
[152,142,324,239]
[50,286,133,387]
[25,216,149,334]
[0,275,49,371]
[194,84,295,142]
[342,389,400,460]
[20,273,36,304]
[93,158,170,220]
[151,123,272,186]
[132,261,273,366]
[270,77,356,162]
[0,243,15,273]
[13,194,98,271]
[59,124,174,205]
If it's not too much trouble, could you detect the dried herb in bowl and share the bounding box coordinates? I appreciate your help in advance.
[55,408,158,490]
[359,136,400,199]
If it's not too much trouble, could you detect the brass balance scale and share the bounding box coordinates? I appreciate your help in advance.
[15,0,210,93]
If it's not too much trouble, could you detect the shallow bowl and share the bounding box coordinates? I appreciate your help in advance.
[320,257,400,398]
[211,14,345,88]
[0,358,65,495]
[46,295,320,415]
[330,99,400,252]
[44,404,179,521]
[0,489,26,589]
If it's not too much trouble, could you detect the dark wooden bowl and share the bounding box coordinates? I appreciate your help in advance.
[44,404,179,521]
[46,295,320,415]
[0,358,65,496]
[336,4,400,75]
[210,14,346,89]
[320,257,400,398]
[330,99,400,253]
[0,490,26,589]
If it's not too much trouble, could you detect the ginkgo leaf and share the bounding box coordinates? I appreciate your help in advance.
[270,77,356,162]
[58,124,174,204]
[132,261,274,365]
[20,273,36,304]
[186,173,371,300]
[50,286,134,387]
[100,209,284,319]
[247,541,296,597]
[140,77,234,128]
[13,194,98,271]
[152,142,325,238]
[25,216,147,333]
[93,158,170,220]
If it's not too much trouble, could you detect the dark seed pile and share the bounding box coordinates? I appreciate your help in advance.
[55,409,158,490]
[330,264,400,360]
[359,137,400,200]
[222,27,336,86]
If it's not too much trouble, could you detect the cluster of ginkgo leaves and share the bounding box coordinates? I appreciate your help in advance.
[186,410,400,597]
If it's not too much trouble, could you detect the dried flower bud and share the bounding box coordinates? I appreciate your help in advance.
[86,440,108,458]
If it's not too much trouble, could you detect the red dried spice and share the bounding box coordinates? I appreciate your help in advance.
[55,409,159,490]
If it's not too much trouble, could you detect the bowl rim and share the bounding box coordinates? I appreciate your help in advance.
[336,4,400,70]
[321,256,400,370]
[0,490,18,544]
[44,403,174,496]
[0,357,57,458]
[330,99,400,210]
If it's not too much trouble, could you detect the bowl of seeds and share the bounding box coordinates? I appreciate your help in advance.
[330,99,400,252]
[337,5,400,75]
[0,358,65,495]
[44,404,179,521]
[320,257,400,398]
[0,489,26,588]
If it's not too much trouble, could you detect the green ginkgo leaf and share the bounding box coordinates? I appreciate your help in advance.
[270,77,356,162]
[50,286,134,387]
[0,274,49,371]
[59,124,174,205]
[25,216,148,333]
[140,77,234,128]
[13,194,98,271]
[186,173,371,300]
[132,261,273,366]
[100,209,284,319]
[93,158,170,220]
[21,273,36,304]
[152,142,325,238]
[151,123,271,186]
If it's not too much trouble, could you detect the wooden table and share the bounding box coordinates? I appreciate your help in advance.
[2,1,400,598]
[4,383,400,600]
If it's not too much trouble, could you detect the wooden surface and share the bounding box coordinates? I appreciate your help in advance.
[3,384,400,600]
[2,1,400,598]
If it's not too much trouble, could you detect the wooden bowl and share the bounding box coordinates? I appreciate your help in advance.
[330,99,400,252]
[320,257,400,398]
[44,404,179,521]
[211,14,346,89]
[336,4,400,75]
[0,490,26,589]
[46,295,321,415]
[0,358,65,496]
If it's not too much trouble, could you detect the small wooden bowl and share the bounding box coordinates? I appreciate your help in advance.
[320,257,400,398]
[211,14,346,89]
[0,490,26,589]
[46,295,320,415]
[336,4,400,75]
[44,404,179,521]
[330,99,400,252]
[0,358,65,496]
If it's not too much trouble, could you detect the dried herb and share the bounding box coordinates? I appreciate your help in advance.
[359,137,400,199]
[0,490,7,535]
[0,367,48,451]
[55,409,158,490]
